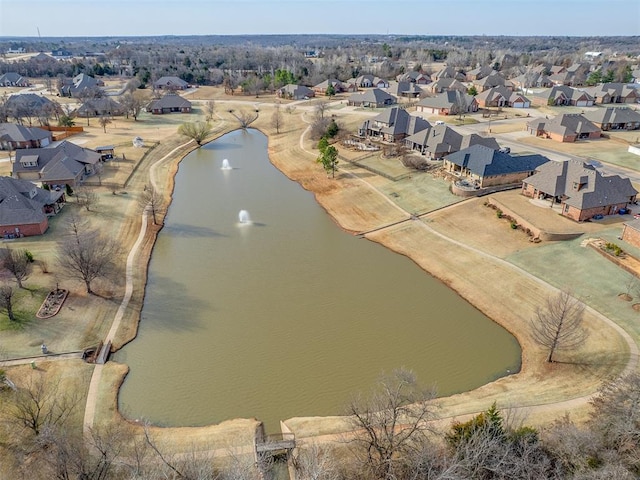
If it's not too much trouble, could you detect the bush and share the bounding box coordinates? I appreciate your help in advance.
[24,251,34,263]
[510,221,518,229]
[326,119,339,138]
[65,184,73,196]
[496,209,503,218]
[605,242,623,256]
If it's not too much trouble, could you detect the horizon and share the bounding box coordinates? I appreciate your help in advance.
[1,0,638,38]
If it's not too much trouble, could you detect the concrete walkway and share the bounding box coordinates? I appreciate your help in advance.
[83,139,194,435]
[298,107,639,423]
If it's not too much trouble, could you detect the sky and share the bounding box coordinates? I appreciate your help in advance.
[0,0,638,37]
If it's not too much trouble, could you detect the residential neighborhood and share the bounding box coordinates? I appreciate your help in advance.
[1,27,640,480]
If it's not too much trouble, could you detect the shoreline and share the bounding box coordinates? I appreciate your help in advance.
[103,111,633,443]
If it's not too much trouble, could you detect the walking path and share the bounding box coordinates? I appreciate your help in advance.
[83,139,194,434]
[297,108,639,427]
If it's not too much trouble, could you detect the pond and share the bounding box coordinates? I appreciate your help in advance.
[114,129,520,430]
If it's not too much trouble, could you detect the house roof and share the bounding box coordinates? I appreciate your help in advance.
[417,90,475,109]
[279,84,313,97]
[13,141,101,183]
[430,78,466,91]
[580,83,640,99]
[154,76,189,88]
[147,93,192,110]
[476,86,530,104]
[396,71,431,83]
[533,85,594,102]
[348,88,396,104]
[0,176,61,228]
[0,72,28,85]
[474,74,512,89]
[314,79,344,90]
[583,107,640,125]
[60,73,102,96]
[77,97,124,115]
[5,93,57,111]
[466,65,496,79]
[433,66,464,80]
[459,134,500,151]
[386,81,422,96]
[624,219,640,233]
[524,159,637,210]
[527,113,601,138]
[445,144,550,177]
[405,124,463,154]
[0,123,51,143]
[367,107,430,137]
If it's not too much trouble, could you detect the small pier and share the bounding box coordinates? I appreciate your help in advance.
[255,432,296,454]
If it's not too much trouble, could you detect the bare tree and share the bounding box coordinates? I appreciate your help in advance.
[315,101,329,119]
[0,283,16,321]
[75,185,99,211]
[530,289,587,363]
[271,104,284,134]
[204,100,216,121]
[294,443,340,480]
[98,114,112,133]
[588,372,640,473]
[56,216,119,295]
[228,108,259,129]
[0,247,30,288]
[6,372,79,436]
[178,121,212,145]
[121,92,145,120]
[347,368,436,480]
[138,185,164,225]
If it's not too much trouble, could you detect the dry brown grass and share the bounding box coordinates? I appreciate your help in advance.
[1,86,637,453]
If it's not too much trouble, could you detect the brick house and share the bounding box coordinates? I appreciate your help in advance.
[146,94,192,114]
[526,114,601,142]
[444,144,549,188]
[416,91,478,116]
[522,159,637,222]
[347,88,397,108]
[583,108,640,131]
[13,141,103,187]
[358,106,430,143]
[622,220,640,248]
[0,123,53,150]
[0,176,65,237]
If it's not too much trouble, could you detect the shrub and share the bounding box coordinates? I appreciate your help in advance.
[496,209,503,218]
[24,251,34,263]
[605,242,623,256]
[510,221,518,229]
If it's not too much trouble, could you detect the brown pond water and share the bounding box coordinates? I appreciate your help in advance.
[114,129,520,430]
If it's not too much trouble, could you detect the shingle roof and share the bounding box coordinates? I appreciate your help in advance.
[5,93,57,111]
[528,113,601,137]
[348,88,396,105]
[524,160,637,210]
[583,107,640,125]
[147,93,192,110]
[154,76,189,88]
[0,123,51,143]
[372,107,430,136]
[445,144,550,177]
[0,72,28,85]
[405,124,463,154]
[13,141,101,183]
[0,176,61,228]
[417,90,475,109]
